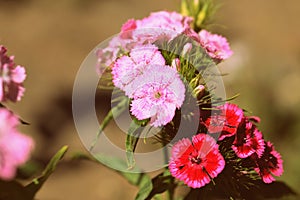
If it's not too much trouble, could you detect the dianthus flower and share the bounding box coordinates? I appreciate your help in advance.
[253,141,283,183]
[232,118,265,158]
[130,65,185,127]
[112,44,166,95]
[198,30,233,61]
[203,103,243,140]
[0,45,26,102]
[96,11,196,73]
[169,134,225,188]
[0,108,34,180]
[133,11,193,43]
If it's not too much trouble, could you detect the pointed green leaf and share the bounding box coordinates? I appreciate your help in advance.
[25,146,68,199]
[126,120,143,168]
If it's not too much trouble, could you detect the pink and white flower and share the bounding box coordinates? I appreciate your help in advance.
[112,44,166,95]
[130,65,185,127]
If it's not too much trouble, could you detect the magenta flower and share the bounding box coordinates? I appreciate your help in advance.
[232,119,265,158]
[130,65,185,127]
[0,45,26,102]
[198,30,233,61]
[120,19,137,39]
[169,134,225,188]
[253,141,283,183]
[112,44,166,95]
[0,108,34,180]
[203,103,244,140]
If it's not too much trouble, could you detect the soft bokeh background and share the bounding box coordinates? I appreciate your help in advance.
[0,0,299,199]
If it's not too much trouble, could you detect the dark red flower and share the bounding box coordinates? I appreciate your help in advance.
[203,103,243,140]
[253,141,283,183]
[232,119,265,158]
[169,134,225,188]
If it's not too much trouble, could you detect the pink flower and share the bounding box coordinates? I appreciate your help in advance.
[130,65,185,127]
[95,36,136,74]
[169,134,225,188]
[0,45,26,102]
[203,103,244,140]
[120,19,137,39]
[96,11,195,73]
[198,30,233,61]
[253,141,283,183]
[232,119,265,158]
[133,11,193,43]
[0,108,34,180]
[112,44,166,95]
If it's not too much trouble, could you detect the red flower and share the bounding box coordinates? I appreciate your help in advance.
[169,134,225,188]
[203,103,243,140]
[232,119,265,158]
[253,141,283,183]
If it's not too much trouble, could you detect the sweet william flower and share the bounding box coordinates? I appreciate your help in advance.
[232,118,265,158]
[120,19,137,39]
[199,30,233,61]
[169,134,225,188]
[0,45,26,102]
[203,103,243,140]
[112,44,166,95]
[130,64,185,127]
[253,141,283,184]
[0,108,34,180]
[133,11,194,43]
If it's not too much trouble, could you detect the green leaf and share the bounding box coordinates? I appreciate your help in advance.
[25,145,68,199]
[135,175,153,200]
[126,120,143,169]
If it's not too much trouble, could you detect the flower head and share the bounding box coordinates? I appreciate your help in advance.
[130,65,185,127]
[232,119,265,158]
[112,44,166,95]
[203,103,243,140]
[253,141,283,183]
[199,30,233,61]
[133,11,193,43]
[0,45,26,102]
[120,19,137,39]
[169,134,225,188]
[0,108,34,180]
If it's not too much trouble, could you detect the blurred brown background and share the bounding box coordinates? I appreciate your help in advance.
[0,0,299,199]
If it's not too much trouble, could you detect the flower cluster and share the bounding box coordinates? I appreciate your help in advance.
[169,103,283,189]
[97,11,232,127]
[96,8,284,196]
[0,45,34,180]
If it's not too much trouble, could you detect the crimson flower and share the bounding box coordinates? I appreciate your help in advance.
[169,134,225,188]
[253,141,283,183]
[232,118,265,158]
[203,103,243,141]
